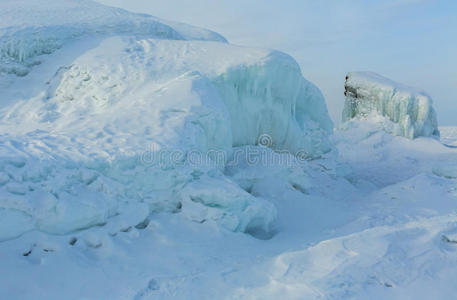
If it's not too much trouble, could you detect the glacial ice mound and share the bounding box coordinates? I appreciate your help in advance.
[342,72,439,139]
[0,0,333,240]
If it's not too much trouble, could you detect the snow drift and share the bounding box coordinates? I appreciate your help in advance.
[342,72,439,139]
[0,0,333,240]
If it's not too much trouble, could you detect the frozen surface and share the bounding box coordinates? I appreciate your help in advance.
[343,72,439,139]
[1,1,457,299]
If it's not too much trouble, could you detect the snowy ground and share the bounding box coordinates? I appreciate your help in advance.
[2,1,457,299]
[1,125,457,299]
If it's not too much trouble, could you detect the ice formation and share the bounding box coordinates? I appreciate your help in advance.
[0,0,333,240]
[342,72,439,139]
[0,0,226,76]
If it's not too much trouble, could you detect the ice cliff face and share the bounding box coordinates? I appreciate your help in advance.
[342,72,439,139]
[0,0,333,240]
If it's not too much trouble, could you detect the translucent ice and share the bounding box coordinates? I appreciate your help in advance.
[342,72,439,139]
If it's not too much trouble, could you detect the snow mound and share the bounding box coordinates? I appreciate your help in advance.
[234,215,457,299]
[342,72,439,139]
[0,0,226,76]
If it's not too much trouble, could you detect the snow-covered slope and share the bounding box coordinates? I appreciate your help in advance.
[342,72,439,139]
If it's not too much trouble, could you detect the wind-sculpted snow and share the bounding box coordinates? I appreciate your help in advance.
[342,72,439,139]
[0,0,226,76]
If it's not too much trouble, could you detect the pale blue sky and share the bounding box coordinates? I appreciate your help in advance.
[98,0,456,125]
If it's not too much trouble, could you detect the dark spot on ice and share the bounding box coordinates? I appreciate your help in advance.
[384,282,393,288]
[442,235,457,244]
[22,249,32,256]
[135,218,150,230]
[292,183,309,195]
[242,184,254,195]
[120,226,132,233]
[246,227,276,240]
[69,237,78,246]
[147,279,159,291]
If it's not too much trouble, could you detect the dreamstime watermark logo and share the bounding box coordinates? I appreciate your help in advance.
[140,134,315,168]
[257,134,273,147]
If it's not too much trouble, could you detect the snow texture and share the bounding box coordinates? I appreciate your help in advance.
[342,71,439,139]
